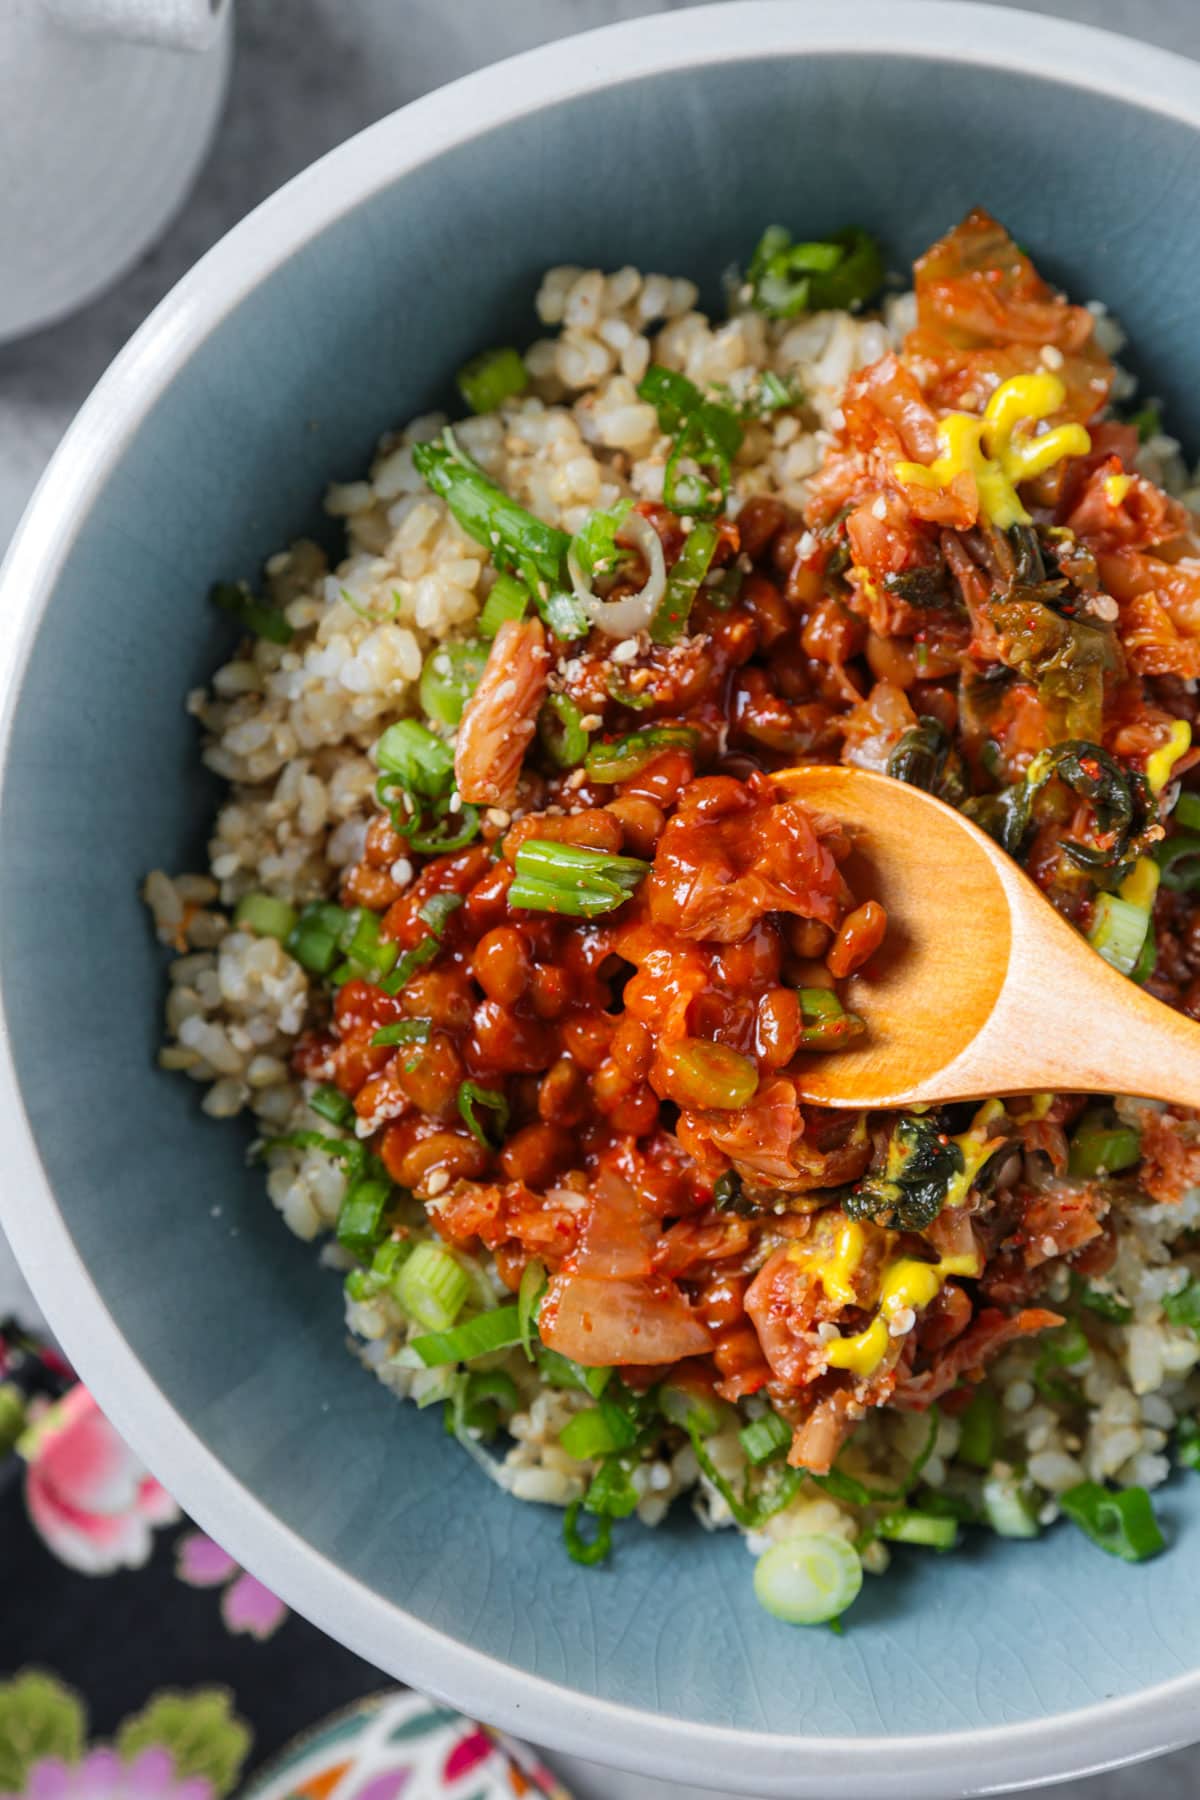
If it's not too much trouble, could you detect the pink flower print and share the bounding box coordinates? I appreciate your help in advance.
[442,1729,492,1783]
[22,1387,178,1575]
[175,1532,288,1640]
[18,1747,212,1800]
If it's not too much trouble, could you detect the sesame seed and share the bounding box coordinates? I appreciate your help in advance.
[871,496,888,520]
[425,1169,450,1197]
[565,768,588,790]
[1090,594,1120,622]
[888,1306,916,1338]
[830,407,846,430]
[610,639,639,664]
[486,807,511,828]
[816,1321,840,1343]
[579,713,603,731]
[1040,344,1065,370]
[448,791,463,814]
[490,530,501,545]
[390,857,414,886]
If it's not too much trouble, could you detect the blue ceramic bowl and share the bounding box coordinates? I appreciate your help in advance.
[3,5,1200,1792]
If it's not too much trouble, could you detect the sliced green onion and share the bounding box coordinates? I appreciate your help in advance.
[376,718,455,794]
[1129,402,1163,443]
[563,1499,613,1566]
[380,933,440,995]
[536,588,590,643]
[234,892,298,941]
[875,1509,959,1551]
[1152,829,1200,892]
[1075,1281,1133,1325]
[797,987,867,1051]
[739,1410,792,1466]
[569,499,634,585]
[560,1401,640,1461]
[538,693,590,769]
[585,725,700,784]
[657,1037,759,1111]
[408,1304,524,1367]
[418,893,463,935]
[458,1080,509,1148]
[286,902,350,975]
[982,1473,1040,1539]
[371,1018,431,1048]
[395,1241,470,1332]
[911,1486,981,1526]
[584,1455,641,1519]
[1163,1278,1200,1334]
[753,1533,863,1625]
[649,523,721,643]
[412,435,570,590]
[309,1084,354,1128]
[1173,791,1200,831]
[212,579,293,645]
[1176,1417,1200,1471]
[686,1417,803,1529]
[746,225,884,319]
[334,907,400,985]
[957,1388,998,1470]
[459,1369,520,1436]
[1088,892,1151,976]
[456,346,528,415]
[335,1177,391,1261]
[536,1345,613,1399]
[637,365,743,520]
[1068,1116,1141,1178]
[659,1384,727,1437]
[518,1259,545,1362]
[1130,923,1158,986]
[419,639,489,727]
[508,840,650,918]
[478,572,530,639]
[1059,1480,1164,1562]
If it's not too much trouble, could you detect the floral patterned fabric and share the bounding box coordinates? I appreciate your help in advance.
[0,1323,569,1800]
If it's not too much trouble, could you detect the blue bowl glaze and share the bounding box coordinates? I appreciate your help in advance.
[3,7,1200,1793]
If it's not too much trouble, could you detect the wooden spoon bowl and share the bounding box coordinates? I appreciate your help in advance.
[777,765,1200,1109]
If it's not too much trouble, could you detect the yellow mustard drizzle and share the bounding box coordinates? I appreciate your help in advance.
[944,1098,1007,1208]
[894,372,1091,528]
[1146,719,1192,797]
[1120,856,1161,913]
[788,1217,869,1311]
[1104,471,1134,507]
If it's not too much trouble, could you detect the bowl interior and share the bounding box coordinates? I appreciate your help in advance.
[4,35,1200,1755]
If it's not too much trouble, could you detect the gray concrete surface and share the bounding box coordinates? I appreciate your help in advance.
[3,2,1199,1793]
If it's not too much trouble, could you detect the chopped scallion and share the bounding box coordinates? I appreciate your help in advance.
[982,1474,1040,1539]
[1088,892,1151,976]
[371,1018,431,1048]
[584,1455,641,1519]
[875,1509,959,1551]
[518,1259,545,1362]
[538,693,590,769]
[585,725,699,784]
[637,365,743,519]
[419,639,489,727]
[456,346,528,415]
[563,1499,613,1566]
[1173,792,1200,832]
[753,1533,863,1625]
[412,435,570,591]
[395,1241,470,1333]
[212,579,293,645]
[746,225,884,319]
[335,1177,391,1261]
[1163,1278,1200,1334]
[650,522,720,643]
[458,1080,509,1148]
[309,1085,355,1128]
[536,1345,612,1398]
[659,1384,726,1437]
[797,986,867,1050]
[1176,1417,1200,1471]
[1152,829,1200,893]
[376,718,455,793]
[508,839,650,918]
[478,572,530,638]
[418,892,463,934]
[560,1401,640,1461]
[286,902,350,975]
[233,892,298,942]
[957,1388,998,1470]
[1059,1480,1164,1562]
[408,1304,523,1366]
[739,1410,792,1466]
[1068,1116,1141,1178]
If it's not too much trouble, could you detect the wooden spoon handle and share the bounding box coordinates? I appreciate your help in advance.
[940,880,1200,1106]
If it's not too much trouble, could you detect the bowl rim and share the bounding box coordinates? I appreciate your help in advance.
[3,3,1200,1791]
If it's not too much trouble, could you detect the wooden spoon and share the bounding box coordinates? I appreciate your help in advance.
[776,764,1200,1109]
